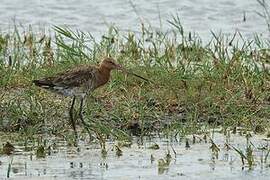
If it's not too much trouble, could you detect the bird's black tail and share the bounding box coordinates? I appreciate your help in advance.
[32,79,54,88]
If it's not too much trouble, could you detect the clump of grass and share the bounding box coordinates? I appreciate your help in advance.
[157,151,172,174]
[148,143,160,150]
[185,138,190,149]
[209,138,220,159]
[1,142,15,155]
[117,141,132,148]
[114,145,123,157]
[230,144,254,169]
[150,154,155,163]
[257,0,270,32]
[36,145,46,158]
[0,14,269,144]
[7,158,13,178]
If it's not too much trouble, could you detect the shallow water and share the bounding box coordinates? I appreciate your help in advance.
[0,0,268,41]
[0,132,269,180]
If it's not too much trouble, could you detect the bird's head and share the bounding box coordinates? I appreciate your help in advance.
[100,57,123,71]
[100,57,151,83]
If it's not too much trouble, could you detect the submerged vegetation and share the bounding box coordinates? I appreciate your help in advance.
[0,15,269,148]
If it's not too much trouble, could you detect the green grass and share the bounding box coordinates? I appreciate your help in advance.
[0,15,269,143]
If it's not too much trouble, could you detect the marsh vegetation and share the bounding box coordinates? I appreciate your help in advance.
[0,2,270,179]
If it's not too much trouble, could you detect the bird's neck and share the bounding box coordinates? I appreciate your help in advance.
[97,65,112,86]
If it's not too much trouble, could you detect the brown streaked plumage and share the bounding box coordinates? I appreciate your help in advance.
[33,57,150,140]
[33,58,122,97]
[33,57,124,139]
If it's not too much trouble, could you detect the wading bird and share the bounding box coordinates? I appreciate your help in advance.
[33,58,149,139]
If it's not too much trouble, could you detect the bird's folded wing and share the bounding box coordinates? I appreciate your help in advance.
[54,66,97,87]
[36,66,96,88]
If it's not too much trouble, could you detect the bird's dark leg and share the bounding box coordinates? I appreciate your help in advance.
[69,96,78,140]
[79,97,92,138]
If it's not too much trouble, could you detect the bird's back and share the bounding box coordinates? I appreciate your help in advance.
[33,65,99,96]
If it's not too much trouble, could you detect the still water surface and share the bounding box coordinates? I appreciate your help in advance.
[0,0,268,40]
[0,133,269,179]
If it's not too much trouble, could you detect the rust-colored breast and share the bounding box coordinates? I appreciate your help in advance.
[94,66,111,89]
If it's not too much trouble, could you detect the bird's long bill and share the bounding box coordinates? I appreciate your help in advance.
[117,65,152,83]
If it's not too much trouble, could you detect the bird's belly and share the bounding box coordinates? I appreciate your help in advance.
[52,87,87,97]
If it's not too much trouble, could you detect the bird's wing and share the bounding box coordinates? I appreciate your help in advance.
[54,66,97,87]
[34,65,97,88]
